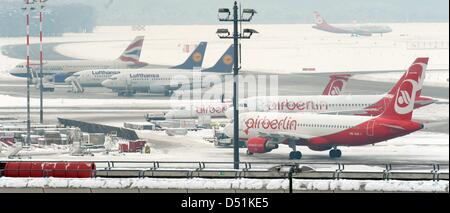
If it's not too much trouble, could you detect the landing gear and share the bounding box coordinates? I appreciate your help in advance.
[289,151,302,160]
[329,147,342,159]
[118,90,135,97]
[246,150,253,156]
[164,90,174,97]
[288,140,302,160]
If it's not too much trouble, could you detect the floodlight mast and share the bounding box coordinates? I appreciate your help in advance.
[216,1,257,169]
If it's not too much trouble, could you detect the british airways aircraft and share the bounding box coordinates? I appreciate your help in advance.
[67,42,208,88]
[312,11,392,36]
[8,36,159,83]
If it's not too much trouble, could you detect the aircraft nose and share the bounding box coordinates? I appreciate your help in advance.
[101,79,112,88]
[224,123,234,137]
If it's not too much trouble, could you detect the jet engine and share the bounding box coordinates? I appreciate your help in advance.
[247,137,279,153]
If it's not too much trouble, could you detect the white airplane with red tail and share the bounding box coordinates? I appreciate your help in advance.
[312,11,392,36]
[224,58,428,159]
[233,58,435,118]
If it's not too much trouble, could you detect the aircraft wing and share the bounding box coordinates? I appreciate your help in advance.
[422,121,449,130]
[289,68,448,76]
[317,107,383,116]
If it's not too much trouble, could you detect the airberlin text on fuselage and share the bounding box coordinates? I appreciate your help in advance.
[196,105,229,114]
[266,100,328,112]
[244,116,297,133]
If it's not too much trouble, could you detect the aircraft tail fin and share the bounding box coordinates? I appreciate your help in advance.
[117,36,145,63]
[171,42,207,70]
[387,58,428,99]
[381,58,428,120]
[322,74,351,95]
[313,11,330,27]
[202,44,234,73]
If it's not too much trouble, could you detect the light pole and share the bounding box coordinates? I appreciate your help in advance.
[34,0,47,124]
[216,2,258,169]
[22,0,35,146]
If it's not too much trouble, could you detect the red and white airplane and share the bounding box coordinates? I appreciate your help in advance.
[162,74,349,120]
[312,11,392,36]
[234,58,435,117]
[224,58,428,159]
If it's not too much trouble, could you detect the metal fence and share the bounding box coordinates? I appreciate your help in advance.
[1,160,448,181]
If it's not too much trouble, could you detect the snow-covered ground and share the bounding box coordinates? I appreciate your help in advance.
[0,177,447,192]
[3,130,446,165]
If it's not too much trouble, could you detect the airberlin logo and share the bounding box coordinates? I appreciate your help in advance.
[315,14,324,25]
[394,79,417,114]
[244,116,297,135]
[329,79,345,95]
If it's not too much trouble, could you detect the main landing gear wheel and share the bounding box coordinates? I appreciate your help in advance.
[289,151,302,160]
[329,149,342,158]
[246,150,253,156]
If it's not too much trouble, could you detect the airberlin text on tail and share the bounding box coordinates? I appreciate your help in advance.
[118,36,145,63]
[171,42,208,70]
[382,58,428,120]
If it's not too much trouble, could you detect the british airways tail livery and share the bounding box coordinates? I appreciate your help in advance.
[117,36,145,64]
[171,42,208,70]
[312,11,392,36]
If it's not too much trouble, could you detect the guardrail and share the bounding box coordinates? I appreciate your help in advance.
[1,160,448,181]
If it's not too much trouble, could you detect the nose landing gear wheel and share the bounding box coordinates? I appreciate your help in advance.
[289,151,302,160]
[329,149,342,158]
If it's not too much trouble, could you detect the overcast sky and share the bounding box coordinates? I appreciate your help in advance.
[6,0,450,25]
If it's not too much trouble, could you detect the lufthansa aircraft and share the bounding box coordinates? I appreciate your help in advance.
[66,42,208,89]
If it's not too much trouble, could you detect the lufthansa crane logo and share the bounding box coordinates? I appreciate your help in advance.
[223,55,233,65]
[192,52,203,63]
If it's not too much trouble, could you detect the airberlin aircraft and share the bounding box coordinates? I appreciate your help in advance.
[230,58,435,118]
[162,74,349,120]
[224,58,427,159]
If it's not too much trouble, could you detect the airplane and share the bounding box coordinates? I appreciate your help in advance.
[162,74,351,120]
[312,11,392,36]
[64,42,208,89]
[8,36,160,83]
[322,74,351,96]
[224,58,428,159]
[101,44,235,96]
[230,58,435,117]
